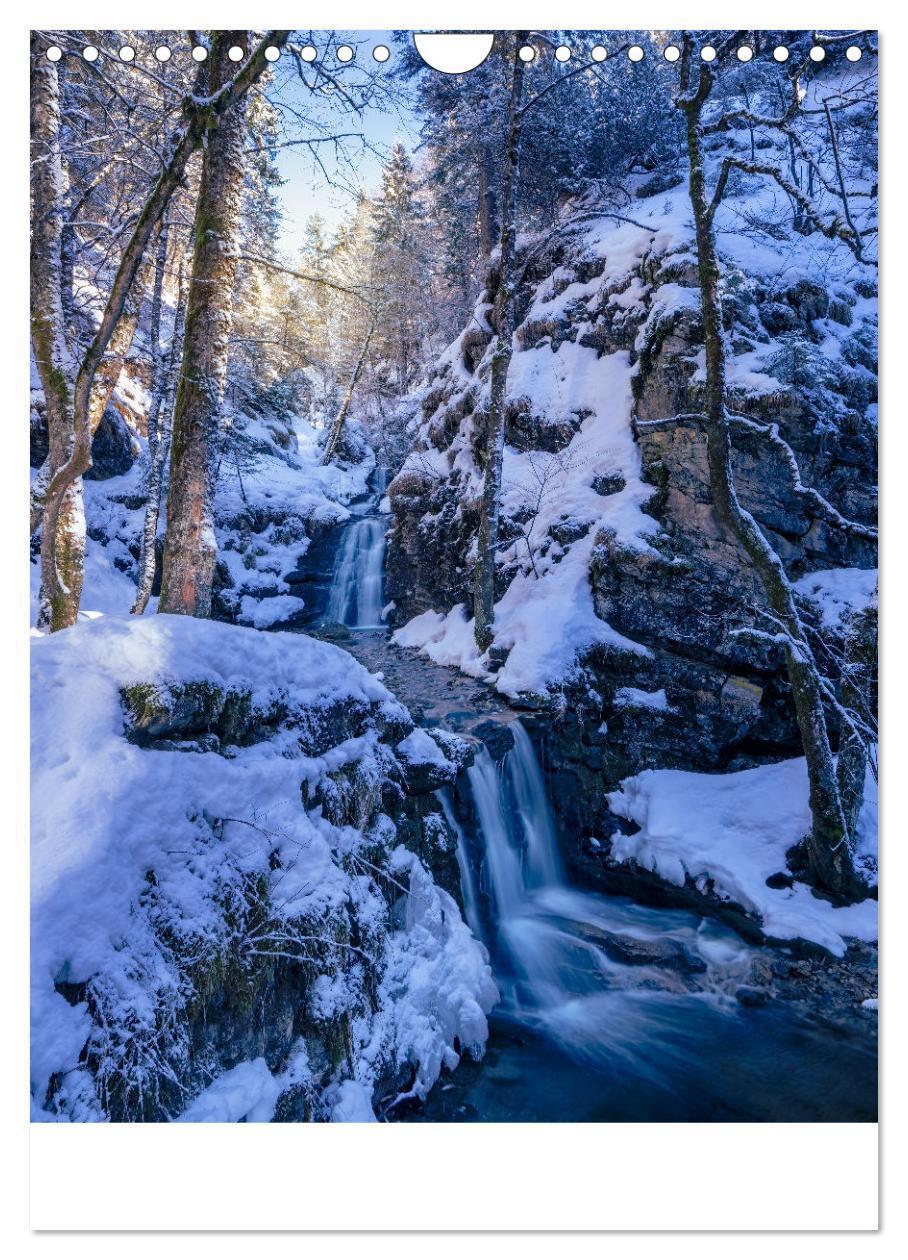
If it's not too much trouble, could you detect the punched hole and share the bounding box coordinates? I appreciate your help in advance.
[846,45,863,62]
[337,44,354,63]
[591,45,607,63]
[773,46,790,62]
[265,46,281,63]
[119,46,136,63]
[372,45,390,63]
[555,45,571,62]
[809,45,826,62]
[191,45,208,62]
[664,45,680,63]
[518,45,536,63]
[701,46,717,62]
[300,45,317,63]
[737,45,754,62]
[83,45,99,62]
[46,46,62,62]
[629,45,644,62]
[155,46,172,63]
[228,46,245,63]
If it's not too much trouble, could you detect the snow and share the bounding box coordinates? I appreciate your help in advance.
[606,757,878,957]
[396,330,658,698]
[31,614,495,1120]
[794,567,878,630]
[614,686,671,712]
[238,593,306,629]
[30,411,376,632]
[392,606,486,679]
[177,1058,282,1123]
[329,1080,378,1123]
[379,847,499,1102]
[396,727,452,771]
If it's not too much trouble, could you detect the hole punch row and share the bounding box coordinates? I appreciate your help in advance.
[44,39,867,67]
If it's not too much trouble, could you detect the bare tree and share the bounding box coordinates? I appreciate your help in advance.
[30,34,83,628]
[473,33,527,651]
[132,243,189,615]
[158,33,260,617]
[674,32,876,899]
[30,29,289,631]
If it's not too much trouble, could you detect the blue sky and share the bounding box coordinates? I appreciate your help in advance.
[267,32,422,253]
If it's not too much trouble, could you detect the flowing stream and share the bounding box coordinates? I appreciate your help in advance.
[446,723,755,1068]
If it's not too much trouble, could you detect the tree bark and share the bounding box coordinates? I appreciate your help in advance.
[473,35,527,652]
[836,608,876,840]
[33,30,289,630]
[158,33,251,617]
[679,52,863,898]
[30,34,84,629]
[478,150,499,259]
[133,236,189,615]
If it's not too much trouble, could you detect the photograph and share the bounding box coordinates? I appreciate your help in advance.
[29,28,878,1129]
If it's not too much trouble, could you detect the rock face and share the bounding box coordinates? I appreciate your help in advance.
[385,199,878,875]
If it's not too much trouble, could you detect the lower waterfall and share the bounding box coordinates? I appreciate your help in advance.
[454,720,755,1072]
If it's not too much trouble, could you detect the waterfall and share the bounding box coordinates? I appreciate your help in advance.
[458,720,753,1068]
[325,467,388,629]
[325,516,386,628]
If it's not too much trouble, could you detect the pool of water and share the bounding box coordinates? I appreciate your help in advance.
[411,1000,877,1123]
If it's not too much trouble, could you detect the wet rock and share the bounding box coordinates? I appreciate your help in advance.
[473,720,515,761]
[735,985,769,1008]
[576,922,707,974]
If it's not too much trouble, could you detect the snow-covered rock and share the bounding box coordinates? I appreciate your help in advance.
[605,756,877,956]
[31,615,496,1122]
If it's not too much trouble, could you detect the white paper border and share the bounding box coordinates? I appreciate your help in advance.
[6,0,898,1240]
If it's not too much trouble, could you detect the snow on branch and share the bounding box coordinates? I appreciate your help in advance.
[728,412,877,543]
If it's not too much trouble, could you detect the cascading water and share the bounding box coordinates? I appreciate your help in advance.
[459,720,754,1073]
[325,469,388,629]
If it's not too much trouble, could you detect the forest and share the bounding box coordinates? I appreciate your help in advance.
[30,30,878,1124]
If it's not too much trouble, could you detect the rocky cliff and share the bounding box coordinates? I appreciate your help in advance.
[386,182,878,874]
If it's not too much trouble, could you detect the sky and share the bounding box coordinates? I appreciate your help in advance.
[266,32,422,254]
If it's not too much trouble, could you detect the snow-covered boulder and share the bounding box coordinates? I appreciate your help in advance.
[31,615,496,1122]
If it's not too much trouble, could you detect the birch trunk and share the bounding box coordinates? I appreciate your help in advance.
[133,236,189,615]
[473,36,526,652]
[322,322,375,465]
[158,33,250,617]
[30,35,83,629]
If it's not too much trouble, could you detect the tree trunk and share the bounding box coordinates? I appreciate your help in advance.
[322,322,375,465]
[836,607,876,840]
[158,34,250,618]
[680,68,862,899]
[33,31,289,630]
[478,150,499,259]
[473,36,527,652]
[133,238,189,615]
[30,35,84,630]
